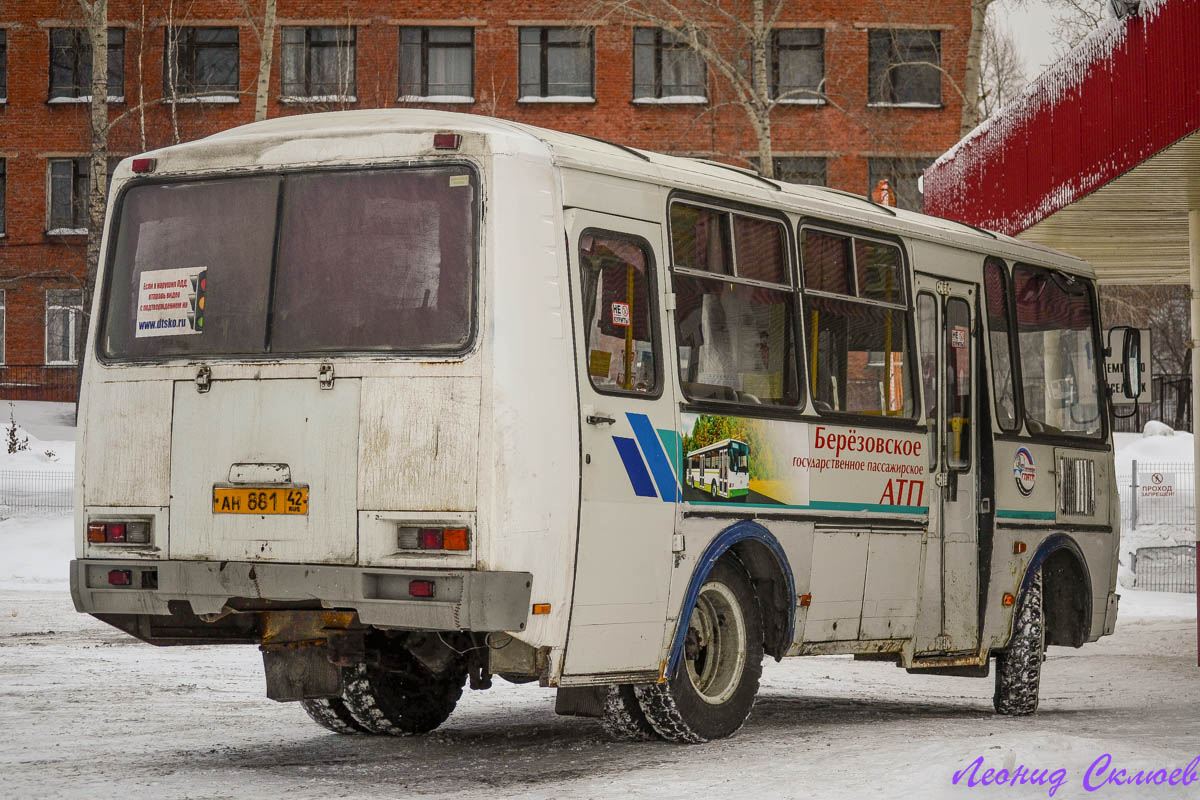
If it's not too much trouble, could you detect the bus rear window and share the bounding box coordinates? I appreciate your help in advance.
[100,165,478,360]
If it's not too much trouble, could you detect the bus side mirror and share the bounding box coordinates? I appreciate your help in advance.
[1120,327,1143,402]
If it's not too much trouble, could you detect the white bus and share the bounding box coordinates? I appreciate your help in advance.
[72,110,1131,743]
[686,439,750,500]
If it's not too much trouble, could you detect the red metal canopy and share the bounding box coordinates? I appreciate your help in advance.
[925,0,1199,271]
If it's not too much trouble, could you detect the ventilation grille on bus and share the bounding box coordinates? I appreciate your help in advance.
[1059,456,1096,516]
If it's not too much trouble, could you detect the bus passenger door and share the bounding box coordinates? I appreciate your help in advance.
[914,276,979,654]
[562,210,679,678]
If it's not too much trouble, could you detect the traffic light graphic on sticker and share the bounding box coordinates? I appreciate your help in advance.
[188,269,207,332]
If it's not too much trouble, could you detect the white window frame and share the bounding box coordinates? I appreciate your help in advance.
[45,289,83,365]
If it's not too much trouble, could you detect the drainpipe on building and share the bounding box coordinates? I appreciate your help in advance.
[1189,209,1200,667]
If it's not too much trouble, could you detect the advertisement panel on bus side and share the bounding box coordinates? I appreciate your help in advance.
[678,413,928,513]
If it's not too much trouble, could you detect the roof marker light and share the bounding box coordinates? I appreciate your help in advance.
[131,158,157,173]
[433,133,461,150]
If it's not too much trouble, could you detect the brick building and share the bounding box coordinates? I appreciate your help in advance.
[0,1,971,400]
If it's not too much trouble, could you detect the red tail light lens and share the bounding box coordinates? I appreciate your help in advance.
[433,133,461,150]
[418,528,443,549]
[108,570,133,586]
[408,580,436,598]
[106,523,127,543]
[131,157,157,173]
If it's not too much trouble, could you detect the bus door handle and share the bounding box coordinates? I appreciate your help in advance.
[586,413,616,426]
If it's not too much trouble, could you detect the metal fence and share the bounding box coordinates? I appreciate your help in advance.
[0,365,79,403]
[1111,374,1192,433]
[1130,545,1198,593]
[1116,461,1195,530]
[1116,461,1197,593]
[0,470,73,514]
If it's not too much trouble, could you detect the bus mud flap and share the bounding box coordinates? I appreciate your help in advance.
[262,643,342,702]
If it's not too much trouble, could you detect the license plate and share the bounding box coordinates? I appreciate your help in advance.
[212,487,308,515]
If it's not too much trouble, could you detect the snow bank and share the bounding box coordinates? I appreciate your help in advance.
[1113,422,1196,591]
[0,513,73,589]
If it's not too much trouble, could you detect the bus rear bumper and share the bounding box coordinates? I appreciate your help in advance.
[70,559,533,633]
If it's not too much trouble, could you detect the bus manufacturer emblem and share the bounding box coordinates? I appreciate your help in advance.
[1013,448,1036,496]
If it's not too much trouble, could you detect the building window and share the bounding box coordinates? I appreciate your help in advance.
[0,159,5,236]
[50,28,125,100]
[48,157,118,232]
[164,27,239,97]
[399,27,474,100]
[46,289,83,365]
[0,290,6,364]
[633,28,706,101]
[868,30,941,107]
[771,29,823,102]
[0,30,7,101]
[774,157,826,186]
[281,26,355,100]
[519,27,593,100]
[868,157,932,212]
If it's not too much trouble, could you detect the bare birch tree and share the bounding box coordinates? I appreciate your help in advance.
[583,0,817,179]
[238,0,278,121]
[960,0,996,135]
[977,8,1026,119]
[74,0,109,372]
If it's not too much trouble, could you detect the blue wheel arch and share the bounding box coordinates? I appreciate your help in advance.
[665,520,796,678]
[1015,532,1094,643]
[1018,532,1092,601]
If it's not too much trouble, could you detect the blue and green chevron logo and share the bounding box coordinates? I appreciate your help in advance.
[611,412,681,502]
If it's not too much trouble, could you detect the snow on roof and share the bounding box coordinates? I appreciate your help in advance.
[925,0,1181,234]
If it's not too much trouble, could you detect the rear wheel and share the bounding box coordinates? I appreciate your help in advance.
[300,696,367,735]
[599,684,659,741]
[994,567,1045,715]
[342,654,467,735]
[636,558,763,743]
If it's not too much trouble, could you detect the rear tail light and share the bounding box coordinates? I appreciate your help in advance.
[107,570,133,586]
[87,519,152,545]
[397,526,470,552]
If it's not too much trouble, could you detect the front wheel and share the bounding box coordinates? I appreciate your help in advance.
[994,567,1045,715]
[636,558,763,743]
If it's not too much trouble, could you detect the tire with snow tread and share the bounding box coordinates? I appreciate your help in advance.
[599,684,660,741]
[636,558,763,743]
[342,655,467,736]
[994,566,1045,716]
[299,697,368,735]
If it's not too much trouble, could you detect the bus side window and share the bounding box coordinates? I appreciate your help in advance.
[917,292,938,470]
[945,297,971,470]
[801,228,914,417]
[983,259,1019,431]
[670,202,798,407]
[579,232,658,396]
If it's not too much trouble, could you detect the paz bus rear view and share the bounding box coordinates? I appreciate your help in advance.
[71,109,1131,743]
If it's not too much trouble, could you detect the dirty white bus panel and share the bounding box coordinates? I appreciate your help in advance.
[72,110,1120,742]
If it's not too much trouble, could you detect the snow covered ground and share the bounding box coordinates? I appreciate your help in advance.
[0,404,1196,799]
